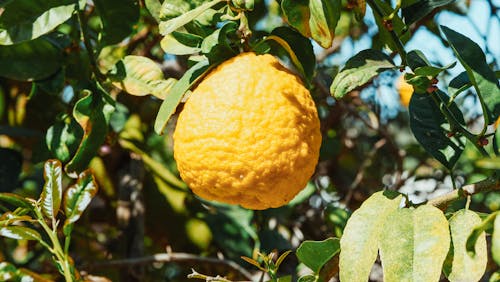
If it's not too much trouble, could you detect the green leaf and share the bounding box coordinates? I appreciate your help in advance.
[370,0,410,52]
[40,159,63,219]
[493,214,500,266]
[308,0,341,48]
[158,0,225,35]
[0,226,42,241]
[281,0,311,38]
[266,26,316,84]
[46,115,84,163]
[276,276,292,282]
[0,0,78,45]
[145,0,162,22]
[466,212,497,255]
[448,71,471,98]
[0,37,63,81]
[0,261,17,281]
[109,55,174,99]
[409,90,466,169]
[406,49,432,70]
[0,193,33,210]
[94,0,139,45]
[161,31,203,55]
[65,90,115,177]
[159,0,191,20]
[0,148,22,192]
[402,0,454,25]
[476,157,500,170]
[297,238,340,273]
[330,49,396,99]
[379,205,450,282]
[443,210,487,282]
[339,191,402,282]
[154,59,211,135]
[63,170,98,228]
[441,26,500,124]
[281,0,341,48]
[201,22,239,63]
[297,274,316,282]
[414,62,456,77]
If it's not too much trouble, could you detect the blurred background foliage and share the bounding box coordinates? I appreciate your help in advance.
[0,0,499,281]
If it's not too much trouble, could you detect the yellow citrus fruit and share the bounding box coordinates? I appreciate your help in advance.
[397,75,414,107]
[173,53,321,209]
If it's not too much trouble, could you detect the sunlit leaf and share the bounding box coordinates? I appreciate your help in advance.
[161,31,203,55]
[94,0,139,45]
[297,238,340,273]
[331,49,396,99]
[493,214,500,266]
[281,0,311,37]
[154,59,211,135]
[466,212,497,255]
[40,159,63,219]
[308,0,340,48]
[63,170,98,230]
[65,90,115,177]
[441,26,500,124]
[339,191,402,282]
[409,90,466,169]
[0,0,78,45]
[0,37,63,81]
[379,205,450,282]
[158,0,225,35]
[109,55,174,99]
[443,209,487,282]
[0,226,41,241]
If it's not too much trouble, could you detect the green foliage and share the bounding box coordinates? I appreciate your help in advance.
[0,0,499,280]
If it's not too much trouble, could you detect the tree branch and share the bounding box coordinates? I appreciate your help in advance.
[427,173,500,209]
[82,252,254,281]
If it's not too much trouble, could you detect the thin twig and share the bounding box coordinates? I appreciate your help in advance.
[82,252,254,281]
[427,173,500,209]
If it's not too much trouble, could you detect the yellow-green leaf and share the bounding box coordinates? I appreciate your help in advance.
[492,214,500,266]
[339,191,402,282]
[379,205,450,282]
[40,159,63,219]
[443,209,487,282]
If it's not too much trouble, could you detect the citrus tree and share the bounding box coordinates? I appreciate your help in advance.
[0,0,499,281]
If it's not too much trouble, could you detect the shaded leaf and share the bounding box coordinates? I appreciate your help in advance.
[370,0,410,52]
[109,55,174,99]
[0,37,63,81]
[158,0,225,35]
[94,0,139,45]
[448,71,471,98]
[331,49,396,99]
[297,238,340,273]
[40,159,63,219]
[409,90,466,169]
[63,170,98,229]
[441,26,500,124]
[402,0,454,25]
[339,191,402,282]
[161,31,203,55]
[407,49,431,70]
[298,275,316,282]
[201,22,239,63]
[0,0,77,45]
[46,115,83,163]
[414,61,456,77]
[154,59,211,135]
[0,148,22,192]
[65,90,115,177]
[379,205,450,282]
[266,26,316,84]
[443,209,487,282]
[0,226,41,241]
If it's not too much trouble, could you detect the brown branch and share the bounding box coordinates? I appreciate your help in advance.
[83,252,254,281]
[427,174,500,209]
